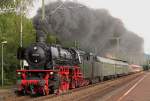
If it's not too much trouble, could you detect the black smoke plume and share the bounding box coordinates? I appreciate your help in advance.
[33,1,144,64]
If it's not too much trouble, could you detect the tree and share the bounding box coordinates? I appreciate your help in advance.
[0,0,57,86]
[0,12,36,85]
[0,0,16,8]
[0,0,36,15]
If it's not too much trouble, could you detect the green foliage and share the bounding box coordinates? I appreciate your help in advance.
[46,34,57,44]
[0,0,34,8]
[0,0,58,86]
[143,64,150,71]
[0,0,36,15]
[46,34,61,45]
[0,13,35,85]
[61,41,75,48]
[0,0,16,8]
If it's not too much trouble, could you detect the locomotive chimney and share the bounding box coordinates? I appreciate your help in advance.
[36,30,46,43]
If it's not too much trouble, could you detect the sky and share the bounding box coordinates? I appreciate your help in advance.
[30,0,150,54]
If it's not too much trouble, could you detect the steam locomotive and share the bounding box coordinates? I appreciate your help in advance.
[16,37,142,95]
[16,36,86,95]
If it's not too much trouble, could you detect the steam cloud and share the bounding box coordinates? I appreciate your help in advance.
[33,1,144,64]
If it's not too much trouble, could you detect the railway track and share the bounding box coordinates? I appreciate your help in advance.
[1,72,143,101]
[40,72,144,101]
[0,92,28,101]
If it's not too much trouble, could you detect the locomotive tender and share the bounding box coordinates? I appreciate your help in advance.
[16,37,142,95]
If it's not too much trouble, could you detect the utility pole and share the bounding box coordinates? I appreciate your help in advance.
[42,0,45,20]
[20,0,23,70]
[74,40,77,49]
[116,37,120,59]
[74,40,79,50]
[1,41,7,87]
[20,0,23,48]
[1,43,3,87]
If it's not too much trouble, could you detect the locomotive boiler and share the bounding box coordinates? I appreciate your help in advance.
[17,42,81,69]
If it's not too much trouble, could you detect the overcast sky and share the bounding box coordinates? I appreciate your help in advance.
[30,0,150,54]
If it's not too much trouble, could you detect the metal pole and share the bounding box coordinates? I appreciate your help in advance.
[42,0,45,20]
[116,37,120,59]
[20,0,23,70]
[78,41,79,50]
[1,44,3,87]
[148,56,150,70]
[20,0,23,48]
[74,40,77,49]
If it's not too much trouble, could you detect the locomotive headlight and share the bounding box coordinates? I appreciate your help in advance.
[33,46,37,50]
[50,72,53,75]
[17,72,21,75]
